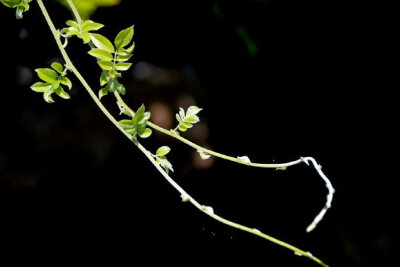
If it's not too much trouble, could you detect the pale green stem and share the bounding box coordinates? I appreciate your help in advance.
[36,0,329,266]
[66,0,82,24]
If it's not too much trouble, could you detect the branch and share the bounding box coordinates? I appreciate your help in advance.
[114,91,335,232]
[35,0,330,265]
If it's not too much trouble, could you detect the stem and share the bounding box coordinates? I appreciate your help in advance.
[36,0,330,266]
[66,0,82,24]
[114,91,335,232]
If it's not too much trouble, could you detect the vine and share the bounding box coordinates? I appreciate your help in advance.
[1,1,334,266]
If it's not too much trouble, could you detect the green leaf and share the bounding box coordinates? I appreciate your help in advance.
[90,33,115,53]
[157,157,174,173]
[66,20,79,30]
[97,60,114,70]
[185,115,199,123]
[88,48,113,61]
[43,89,55,103]
[30,82,52,93]
[81,20,104,32]
[116,53,132,62]
[182,122,193,128]
[64,27,79,37]
[114,26,134,50]
[35,68,58,83]
[187,106,202,116]
[100,71,108,86]
[116,83,126,95]
[176,114,182,123]
[51,62,64,74]
[15,6,24,19]
[125,42,135,53]
[1,0,20,8]
[178,124,188,132]
[138,128,152,138]
[80,31,91,44]
[98,85,109,100]
[59,76,72,90]
[52,79,60,89]
[54,86,70,99]
[156,146,171,157]
[115,62,132,71]
[119,119,134,129]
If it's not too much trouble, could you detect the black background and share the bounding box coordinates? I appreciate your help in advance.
[0,0,396,266]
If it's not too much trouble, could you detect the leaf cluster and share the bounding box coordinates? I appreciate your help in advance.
[31,62,72,103]
[155,146,173,173]
[0,0,31,19]
[92,26,135,98]
[118,104,152,139]
[62,20,135,99]
[175,106,202,132]
[61,19,104,43]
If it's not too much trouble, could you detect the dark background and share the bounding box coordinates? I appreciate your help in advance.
[0,0,396,266]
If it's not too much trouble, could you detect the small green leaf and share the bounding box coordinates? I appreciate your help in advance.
[81,20,104,32]
[114,26,134,50]
[182,122,193,128]
[35,68,58,83]
[116,83,126,95]
[115,62,132,71]
[66,20,79,30]
[175,114,182,123]
[52,79,60,89]
[88,48,113,61]
[51,62,64,74]
[97,61,114,70]
[43,89,55,103]
[185,115,199,123]
[178,124,188,132]
[59,76,72,90]
[15,6,24,19]
[54,86,70,99]
[1,0,20,8]
[30,82,52,93]
[156,146,171,157]
[157,157,174,173]
[64,27,79,38]
[125,42,135,53]
[187,106,202,116]
[90,33,115,53]
[119,119,134,129]
[99,84,109,99]
[80,31,91,44]
[116,53,132,62]
[139,128,152,138]
[100,72,108,86]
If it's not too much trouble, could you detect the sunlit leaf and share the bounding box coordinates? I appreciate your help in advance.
[156,146,171,157]
[97,60,114,70]
[81,19,104,32]
[88,48,113,61]
[114,26,134,50]
[30,82,52,93]
[51,62,64,74]
[35,68,58,83]
[90,33,115,53]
